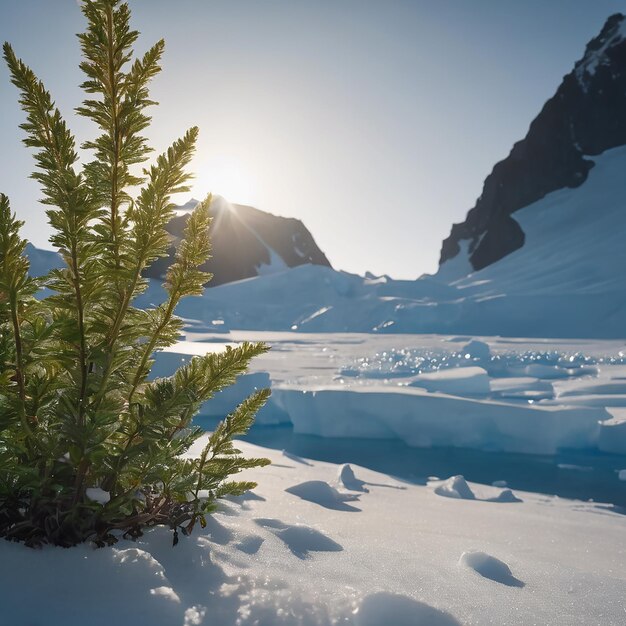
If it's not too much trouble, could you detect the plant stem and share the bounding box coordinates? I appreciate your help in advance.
[106,2,121,269]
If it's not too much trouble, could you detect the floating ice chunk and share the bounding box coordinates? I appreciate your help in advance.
[411,367,490,396]
[462,340,491,361]
[459,551,524,587]
[490,377,554,400]
[491,480,507,488]
[557,464,592,472]
[274,386,609,454]
[558,381,626,397]
[598,412,626,455]
[434,476,475,500]
[85,488,110,505]
[522,364,575,379]
[618,470,626,481]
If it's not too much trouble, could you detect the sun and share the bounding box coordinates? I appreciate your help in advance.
[191,153,259,207]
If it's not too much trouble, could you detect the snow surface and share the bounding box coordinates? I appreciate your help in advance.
[435,239,474,283]
[3,439,625,626]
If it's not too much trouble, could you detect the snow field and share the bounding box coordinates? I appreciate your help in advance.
[3,440,625,625]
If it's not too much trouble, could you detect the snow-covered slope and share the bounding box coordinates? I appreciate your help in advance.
[2,439,624,626]
[440,145,626,294]
[125,146,625,339]
[23,153,626,338]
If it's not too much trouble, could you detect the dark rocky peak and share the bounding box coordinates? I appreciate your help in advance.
[439,13,626,273]
[176,197,201,212]
[146,195,331,286]
[575,13,626,91]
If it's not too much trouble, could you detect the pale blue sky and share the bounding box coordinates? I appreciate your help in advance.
[1,0,624,278]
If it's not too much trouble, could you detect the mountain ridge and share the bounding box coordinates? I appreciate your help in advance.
[438,12,626,274]
[145,195,332,286]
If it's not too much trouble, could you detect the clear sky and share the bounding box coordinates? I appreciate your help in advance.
[1,0,624,278]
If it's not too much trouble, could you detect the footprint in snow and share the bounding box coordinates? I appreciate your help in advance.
[285,480,361,512]
[459,551,525,588]
[234,534,265,555]
[254,518,343,559]
[356,592,461,626]
[223,491,266,510]
[203,515,234,545]
[434,475,522,503]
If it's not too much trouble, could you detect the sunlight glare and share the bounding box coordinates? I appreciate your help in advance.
[191,153,259,207]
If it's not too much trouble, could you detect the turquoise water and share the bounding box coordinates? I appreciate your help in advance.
[195,416,626,509]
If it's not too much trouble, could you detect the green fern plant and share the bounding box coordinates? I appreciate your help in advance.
[0,0,270,547]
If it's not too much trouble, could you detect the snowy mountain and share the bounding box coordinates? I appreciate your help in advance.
[27,146,626,339]
[131,141,626,339]
[24,146,626,337]
[146,195,331,286]
[438,13,626,275]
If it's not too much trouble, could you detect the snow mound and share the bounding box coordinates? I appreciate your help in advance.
[285,480,361,511]
[411,366,490,396]
[254,518,344,559]
[356,592,461,626]
[434,475,475,500]
[338,464,369,492]
[459,551,525,587]
[434,476,522,503]
[486,488,522,503]
[85,488,110,505]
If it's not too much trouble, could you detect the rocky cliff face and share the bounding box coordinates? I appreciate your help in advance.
[146,196,332,286]
[439,13,626,272]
